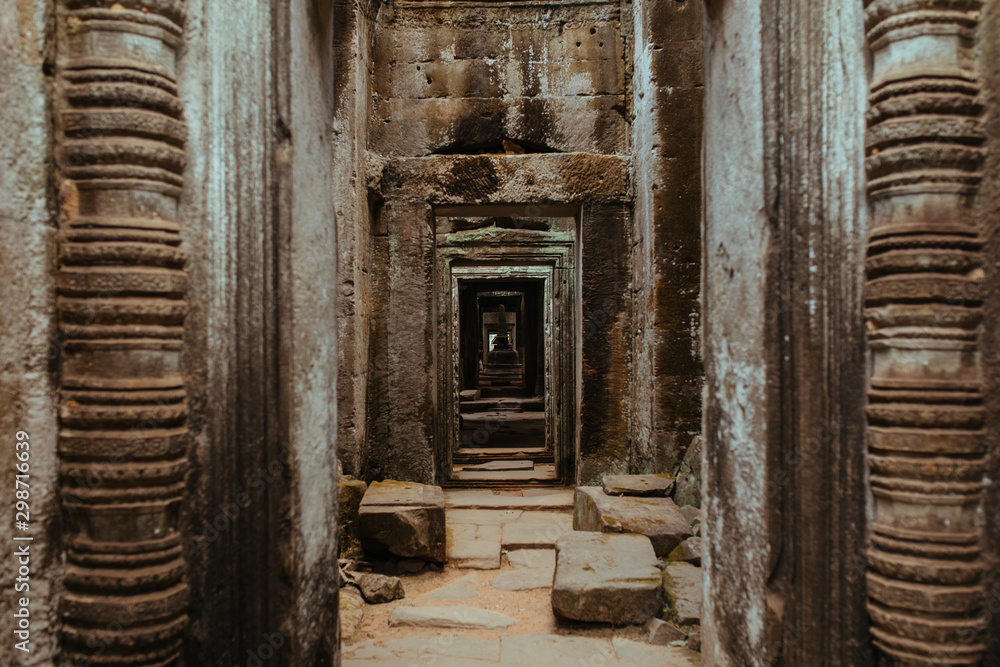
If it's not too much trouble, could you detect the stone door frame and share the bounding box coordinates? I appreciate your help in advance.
[433,207,579,483]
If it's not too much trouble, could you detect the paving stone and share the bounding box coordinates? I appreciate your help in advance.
[499,635,618,667]
[343,641,396,661]
[501,512,572,548]
[448,509,522,525]
[602,474,675,497]
[507,548,556,570]
[645,617,687,645]
[389,605,517,629]
[421,574,480,600]
[340,585,365,640]
[551,531,663,625]
[383,636,499,662]
[663,563,703,626]
[668,537,703,566]
[446,488,574,510]
[360,480,446,562]
[574,486,692,557]
[611,637,702,665]
[447,523,502,569]
[357,573,405,603]
[490,568,553,591]
[464,460,534,471]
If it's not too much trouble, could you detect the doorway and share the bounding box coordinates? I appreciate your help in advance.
[433,206,578,485]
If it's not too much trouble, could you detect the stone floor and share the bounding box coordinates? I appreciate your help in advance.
[343,488,701,666]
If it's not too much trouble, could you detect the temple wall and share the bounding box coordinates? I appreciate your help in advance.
[630,0,704,477]
[702,0,869,663]
[371,1,627,156]
[0,1,60,664]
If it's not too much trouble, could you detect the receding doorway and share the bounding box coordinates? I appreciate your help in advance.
[434,205,578,485]
[453,278,553,482]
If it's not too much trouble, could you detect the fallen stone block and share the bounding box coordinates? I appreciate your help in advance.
[338,475,368,559]
[669,537,703,566]
[663,563,703,625]
[459,389,481,401]
[357,573,405,604]
[645,617,687,645]
[551,531,663,624]
[359,480,446,563]
[602,474,675,497]
[574,486,692,557]
[389,605,517,629]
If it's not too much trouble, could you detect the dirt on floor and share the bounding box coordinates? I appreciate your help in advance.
[346,557,651,646]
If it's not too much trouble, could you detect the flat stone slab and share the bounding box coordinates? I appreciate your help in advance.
[574,486,692,557]
[421,574,480,600]
[612,637,702,666]
[360,480,446,562]
[447,523,501,569]
[448,509,523,525]
[663,563,703,626]
[552,531,663,625]
[344,637,499,665]
[383,637,499,662]
[490,568,553,591]
[446,488,574,510]
[502,512,573,549]
[463,460,535,471]
[602,474,675,497]
[389,605,517,629]
[507,549,556,570]
[499,635,617,667]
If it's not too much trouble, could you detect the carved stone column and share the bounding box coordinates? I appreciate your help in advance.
[55,1,190,664]
[863,0,988,663]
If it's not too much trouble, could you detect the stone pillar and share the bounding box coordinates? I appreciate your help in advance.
[54,1,190,664]
[862,1,989,663]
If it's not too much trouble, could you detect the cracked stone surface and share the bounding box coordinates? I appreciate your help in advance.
[490,568,554,591]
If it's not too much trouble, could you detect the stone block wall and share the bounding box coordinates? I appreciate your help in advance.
[630,0,704,476]
[371,2,628,156]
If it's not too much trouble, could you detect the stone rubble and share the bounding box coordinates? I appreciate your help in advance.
[357,573,405,604]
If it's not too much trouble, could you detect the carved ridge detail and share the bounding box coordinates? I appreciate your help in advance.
[863,0,987,664]
[55,1,190,664]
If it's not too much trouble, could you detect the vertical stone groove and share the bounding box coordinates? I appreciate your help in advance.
[55,1,190,664]
[863,0,988,663]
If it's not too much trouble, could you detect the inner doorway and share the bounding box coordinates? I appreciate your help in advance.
[434,205,578,485]
[453,278,553,482]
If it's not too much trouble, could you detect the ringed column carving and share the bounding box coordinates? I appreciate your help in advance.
[55,1,191,664]
[863,0,988,664]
